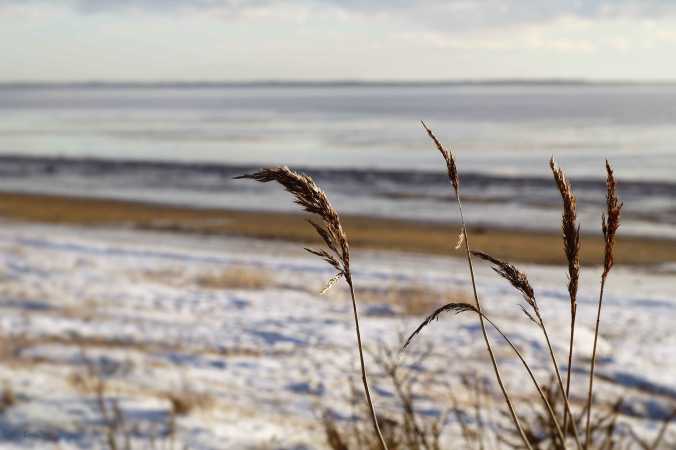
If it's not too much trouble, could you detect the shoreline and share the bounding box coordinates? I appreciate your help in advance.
[0,190,674,266]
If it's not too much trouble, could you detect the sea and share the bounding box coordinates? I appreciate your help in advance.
[0,82,674,238]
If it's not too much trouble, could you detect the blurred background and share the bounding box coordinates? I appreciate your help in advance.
[0,2,675,449]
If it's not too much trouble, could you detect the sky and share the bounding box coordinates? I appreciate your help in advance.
[2,0,676,82]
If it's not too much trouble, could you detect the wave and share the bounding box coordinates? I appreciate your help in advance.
[0,155,673,201]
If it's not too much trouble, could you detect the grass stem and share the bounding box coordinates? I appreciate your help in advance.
[457,199,534,450]
[536,314,583,450]
[585,276,606,449]
[563,307,576,436]
[349,282,389,450]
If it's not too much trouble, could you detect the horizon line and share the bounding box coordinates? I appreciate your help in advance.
[2,78,676,88]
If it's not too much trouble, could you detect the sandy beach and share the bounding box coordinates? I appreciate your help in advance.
[0,190,675,267]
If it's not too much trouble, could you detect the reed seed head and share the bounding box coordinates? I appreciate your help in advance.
[472,251,540,322]
[236,166,351,279]
[602,160,622,278]
[472,251,534,301]
[549,158,580,308]
[402,302,479,351]
[421,121,459,193]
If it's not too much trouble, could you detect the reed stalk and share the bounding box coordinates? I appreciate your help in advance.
[236,168,389,450]
[585,161,622,449]
[550,158,581,437]
[472,251,583,450]
[537,313,583,450]
[403,302,566,448]
[421,122,534,450]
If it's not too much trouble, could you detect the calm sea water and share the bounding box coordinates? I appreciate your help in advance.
[0,83,674,238]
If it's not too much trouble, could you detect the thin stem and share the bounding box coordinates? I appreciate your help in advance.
[480,314,567,448]
[457,197,534,450]
[585,276,606,449]
[389,366,430,450]
[537,313,583,450]
[648,410,676,450]
[348,282,389,450]
[563,306,577,435]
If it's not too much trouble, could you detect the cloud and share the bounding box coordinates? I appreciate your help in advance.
[3,1,676,29]
[0,0,257,15]
[323,1,676,30]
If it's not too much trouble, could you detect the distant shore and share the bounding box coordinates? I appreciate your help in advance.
[0,190,674,266]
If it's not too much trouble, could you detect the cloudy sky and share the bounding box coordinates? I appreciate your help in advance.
[2,0,676,81]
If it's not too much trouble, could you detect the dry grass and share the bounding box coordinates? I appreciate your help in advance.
[163,387,215,416]
[69,356,179,450]
[235,127,670,449]
[0,383,16,413]
[238,166,389,449]
[396,125,674,450]
[550,158,581,436]
[137,265,275,290]
[195,266,274,290]
[137,268,185,286]
[357,285,474,317]
[323,340,445,450]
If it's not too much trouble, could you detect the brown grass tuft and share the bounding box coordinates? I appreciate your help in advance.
[356,284,474,317]
[0,383,16,413]
[195,266,273,290]
[164,388,214,416]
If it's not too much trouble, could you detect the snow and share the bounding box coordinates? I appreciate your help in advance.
[0,221,673,448]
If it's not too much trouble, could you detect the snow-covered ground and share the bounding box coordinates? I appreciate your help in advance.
[0,221,673,449]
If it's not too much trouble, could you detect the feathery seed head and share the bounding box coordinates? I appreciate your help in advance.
[549,158,581,307]
[236,167,351,278]
[472,251,538,314]
[402,302,479,351]
[421,121,459,192]
[602,160,622,277]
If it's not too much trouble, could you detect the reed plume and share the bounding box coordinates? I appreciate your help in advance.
[472,250,583,450]
[601,161,622,279]
[236,167,389,450]
[402,302,477,351]
[585,161,622,449]
[421,122,534,450]
[550,158,581,436]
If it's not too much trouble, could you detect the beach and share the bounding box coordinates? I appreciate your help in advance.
[0,191,675,267]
